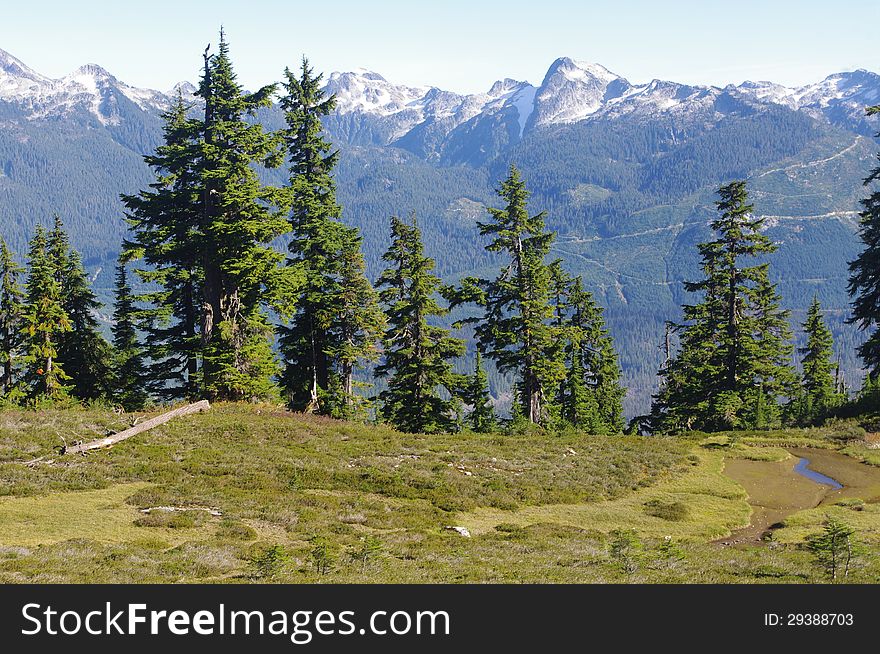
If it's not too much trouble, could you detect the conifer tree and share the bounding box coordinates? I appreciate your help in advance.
[278,58,380,413]
[551,264,624,433]
[744,270,796,428]
[122,94,204,401]
[321,229,385,418]
[448,165,565,426]
[461,351,496,432]
[0,238,25,398]
[48,216,114,402]
[788,296,842,425]
[22,226,70,400]
[196,32,299,401]
[848,105,880,377]
[111,256,149,411]
[650,181,794,432]
[124,31,300,402]
[376,214,464,434]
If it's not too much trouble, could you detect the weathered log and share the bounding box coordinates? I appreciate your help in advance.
[140,506,223,517]
[61,400,211,456]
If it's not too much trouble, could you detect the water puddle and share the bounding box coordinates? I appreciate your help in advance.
[718,447,880,545]
[792,456,843,490]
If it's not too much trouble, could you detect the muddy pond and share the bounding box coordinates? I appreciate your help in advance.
[719,448,880,543]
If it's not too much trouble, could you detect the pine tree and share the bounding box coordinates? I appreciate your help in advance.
[848,105,880,377]
[461,351,496,432]
[376,214,465,434]
[196,32,299,401]
[551,264,624,434]
[124,31,301,402]
[650,181,794,432]
[278,58,380,413]
[22,226,71,400]
[123,93,204,401]
[111,255,149,411]
[789,296,842,425]
[0,238,25,399]
[48,216,114,402]
[322,228,385,418]
[448,165,565,426]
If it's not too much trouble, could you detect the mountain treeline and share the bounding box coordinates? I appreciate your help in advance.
[2,33,880,438]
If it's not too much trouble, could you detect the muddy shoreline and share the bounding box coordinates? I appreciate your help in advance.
[716,448,880,545]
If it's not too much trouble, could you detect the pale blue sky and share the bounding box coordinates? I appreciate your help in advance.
[3,0,879,93]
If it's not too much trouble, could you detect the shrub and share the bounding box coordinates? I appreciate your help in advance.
[644,499,689,521]
[608,529,643,575]
[250,544,289,579]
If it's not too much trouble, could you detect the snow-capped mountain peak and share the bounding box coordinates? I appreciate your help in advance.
[326,69,429,116]
[0,47,47,82]
[530,57,630,126]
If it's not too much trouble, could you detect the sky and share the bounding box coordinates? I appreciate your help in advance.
[2,0,879,94]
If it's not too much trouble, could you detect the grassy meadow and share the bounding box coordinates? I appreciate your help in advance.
[1,404,880,583]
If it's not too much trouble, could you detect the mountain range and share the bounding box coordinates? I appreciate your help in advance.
[1,46,879,416]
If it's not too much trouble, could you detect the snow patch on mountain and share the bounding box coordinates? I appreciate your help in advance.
[511,84,536,135]
[1,44,878,143]
[0,48,170,124]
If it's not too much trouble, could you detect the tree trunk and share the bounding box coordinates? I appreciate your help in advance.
[62,400,210,455]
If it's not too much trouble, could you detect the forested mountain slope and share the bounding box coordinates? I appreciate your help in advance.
[1,47,878,415]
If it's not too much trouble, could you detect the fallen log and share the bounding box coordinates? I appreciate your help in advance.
[140,506,223,517]
[61,400,211,456]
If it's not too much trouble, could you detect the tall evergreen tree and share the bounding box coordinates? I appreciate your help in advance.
[125,31,301,402]
[196,32,299,401]
[123,93,204,401]
[550,264,624,433]
[788,296,843,425]
[0,238,25,399]
[650,181,794,432]
[376,214,464,434]
[111,255,149,411]
[448,165,565,426]
[48,216,114,402]
[322,229,385,418]
[278,57,380,413]
[22,226,71,400]
[460,350,496,433]
[848,105,880,377]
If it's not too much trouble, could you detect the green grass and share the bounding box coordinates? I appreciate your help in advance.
[459,451,750,541]
[1,405,880,583]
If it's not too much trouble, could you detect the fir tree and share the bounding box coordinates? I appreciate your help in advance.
[125,31,301,402]
[22,226,71,400]
[48,216,114,402]
[448,165,565,426]
[848,105,880,377]
[551,265,625,434]
[461,351,496,433]
[111,255,149,411]
[376,214,465,434]
[650,181,794,432]
[0,238,25,399]
[278,58,380,413]
[196,32,299,401]
[743,269,796,428]
[321,228,385,418]
[123,93,204,401]
[789,296,842,425]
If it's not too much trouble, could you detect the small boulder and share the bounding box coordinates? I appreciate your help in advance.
[445,526,471,538]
